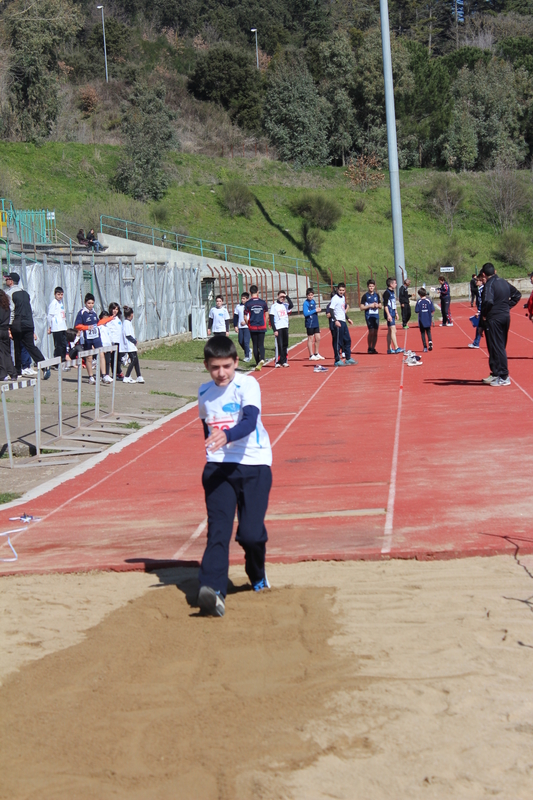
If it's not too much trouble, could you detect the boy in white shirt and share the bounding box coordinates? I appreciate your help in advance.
[197,336,272,617]
[47,286,67,361]
[269,289,290,367]
[329,282,357,366]
[233,291,251,361]
[208,295,230,336]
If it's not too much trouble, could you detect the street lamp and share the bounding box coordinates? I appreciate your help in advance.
[251,28,259,70]
[96,6,109,83]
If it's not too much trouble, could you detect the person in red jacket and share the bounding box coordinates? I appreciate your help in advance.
[525,272,533,320]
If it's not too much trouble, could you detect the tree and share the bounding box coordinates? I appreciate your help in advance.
[425,173,464,234]
[263,57,329,166]
[114,84,177,202]
[188,45,263,130]
[3,0,82,140]
[345,154,385,192]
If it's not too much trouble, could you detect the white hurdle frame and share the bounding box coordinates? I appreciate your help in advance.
[73,344,118,428]
[36,355,63,455]
[1,379,38,469]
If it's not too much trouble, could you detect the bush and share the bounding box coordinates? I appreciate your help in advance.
[425,174,464,235]
[290,193,342,230]
[478,167,529,233]
[495,229,528,267]
[78,86,99,115]
[151,204,170,226]
[354,198,366,213]
[220,181,254,218]
[301,221,325,256]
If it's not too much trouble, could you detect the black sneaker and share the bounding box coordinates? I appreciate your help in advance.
[198,586,225,617]
[428,342,433,351]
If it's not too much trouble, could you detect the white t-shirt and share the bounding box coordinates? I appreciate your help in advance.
[198,374,272,466]
[107,316,123,344]
[99,323,112,347]
[209,306,229,333]
[234,303,248,329]
[122,318,137,353]
[269,301,289,330]
[47,298,67,332]
[329,293,347,322]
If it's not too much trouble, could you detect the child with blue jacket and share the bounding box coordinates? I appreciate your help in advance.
[303,287,324,361]
[415,288,435,352]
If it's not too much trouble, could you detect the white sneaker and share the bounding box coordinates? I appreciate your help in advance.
[491,376,511,386]
[315,353,325,360]
[102,374,113,384]
[62,363,71,371]
[309,354,318,361]
[123,376,135,383]
[136,376,145,383]
[243,357,251,362]
[22,367,36,376]
[482,375,495,384]
[282,362,290,367]
[89,376,96,384]
[275,363,282,368]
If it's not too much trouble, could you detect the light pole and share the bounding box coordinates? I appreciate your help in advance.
[251,28,259,70]
[96,6,109,83]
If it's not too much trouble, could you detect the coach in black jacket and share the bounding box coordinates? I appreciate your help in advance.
[4,272,49,379]
[479,262,521,386]
[399,278,412,329]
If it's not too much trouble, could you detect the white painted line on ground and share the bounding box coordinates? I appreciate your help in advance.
[172,517,208,560]
[381,330,407,555]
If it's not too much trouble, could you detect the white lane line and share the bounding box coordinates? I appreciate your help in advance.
[381,330,407,555]
[271,368,338,447]
[172,517,208,559]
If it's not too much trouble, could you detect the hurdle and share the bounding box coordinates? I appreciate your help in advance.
[1,379,38,469]
[35,356,63,455]
[72,344,118,429]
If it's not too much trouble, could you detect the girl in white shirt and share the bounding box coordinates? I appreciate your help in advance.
[122,306,144,384]
[106,302,125,379]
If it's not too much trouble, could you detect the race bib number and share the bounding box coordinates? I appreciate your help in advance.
[86,326,98,339]
[206,414,236,434]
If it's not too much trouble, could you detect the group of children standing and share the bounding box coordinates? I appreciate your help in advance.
[46,288,144,384]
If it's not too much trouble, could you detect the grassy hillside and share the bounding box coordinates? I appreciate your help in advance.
[1,142,530,284]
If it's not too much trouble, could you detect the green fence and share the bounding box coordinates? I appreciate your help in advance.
[0,199,56,245]
[100,214,311,277]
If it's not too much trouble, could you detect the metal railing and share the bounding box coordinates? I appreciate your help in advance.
[100,214,311,276]
[0,198,56,245]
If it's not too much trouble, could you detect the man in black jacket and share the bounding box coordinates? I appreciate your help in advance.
[479,263,521,387]
[4,272,50,380]
[399,277,412,329]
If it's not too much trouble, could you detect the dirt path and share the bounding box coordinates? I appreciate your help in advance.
[1,555,533,799]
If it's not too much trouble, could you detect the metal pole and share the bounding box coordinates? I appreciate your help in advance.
[2,389,13,469]
[57,357,62,438]
[95,347,101,420]
[380,0,406,287]
[33,382,39,456]
[251,29,259,69]
[97,6,109,83]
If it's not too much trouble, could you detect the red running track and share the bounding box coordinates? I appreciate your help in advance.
[1,300,533,575]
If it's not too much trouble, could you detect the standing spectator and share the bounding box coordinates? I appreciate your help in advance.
[122,306,145,384]
[524,272,533,321]
[360,279,382,354]
[303,287,324,361]
[244,285,268,370]
[0,289,16,380]
[414,288,435,352]
[479,263,521,387]
[399,277,412,329]
[469,274,478,308]
[383,277,403,354]
[106,302,125,380]
[208,295,230,336]
[436,276,453,326]
[4,272,50,380]
[329,282,356,366]
[269,290,290,368]
[74,293,102,384]
[47,286,68,362]
[233,291,251,362]
[468,276,485,349]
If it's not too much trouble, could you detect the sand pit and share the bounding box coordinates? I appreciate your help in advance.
[1,556,533,799]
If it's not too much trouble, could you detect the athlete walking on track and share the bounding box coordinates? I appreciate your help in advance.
[479,263,521,387]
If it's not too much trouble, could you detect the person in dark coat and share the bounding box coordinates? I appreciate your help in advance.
[4,272,50,380]
[399,278,412,329]
[469,274,478,307]
[479,262,521,387]
[0,289,17,380]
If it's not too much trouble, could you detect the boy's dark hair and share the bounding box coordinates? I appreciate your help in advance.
[418,288,427,297]
[481,262,495,276]
[277,289,286,296]
[215,295,223,301]
[241,292,250,299]
[66,328,78,342]
[249,284,258,293]
[367,279,376,286]
[123,305,133,318]
[472,273,477,278]
[84,292,95,303]
[386,277,395,288]
[337,282,346,290]
[306,287,314,295]
[54,286,64,294]
[438,276,445,282]
[204,335,238,362]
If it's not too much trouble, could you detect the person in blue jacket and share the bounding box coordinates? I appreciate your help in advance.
[303,287,324,361]
[414,288,435,352]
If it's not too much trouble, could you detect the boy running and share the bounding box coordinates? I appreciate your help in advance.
[383,278,403,354]
[414,288,435,352]
[303,287,324,360]
[208,295,230,336]
[197,336,272,617]
[269,290,290,367]
[360,279,381,354]
[244,285,268,370]
[233,291,251,362]
[329,282,356,366]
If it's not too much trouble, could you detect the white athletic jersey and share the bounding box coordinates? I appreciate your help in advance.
[269,301,289,330]
[329,293,347,321]
[209,306,229,333]
[47,298,67,332]
[107,316,123,344]
[99,322,112,347]
[122,318,137,352]
[234,303,248,328]
[198,373,272,466]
